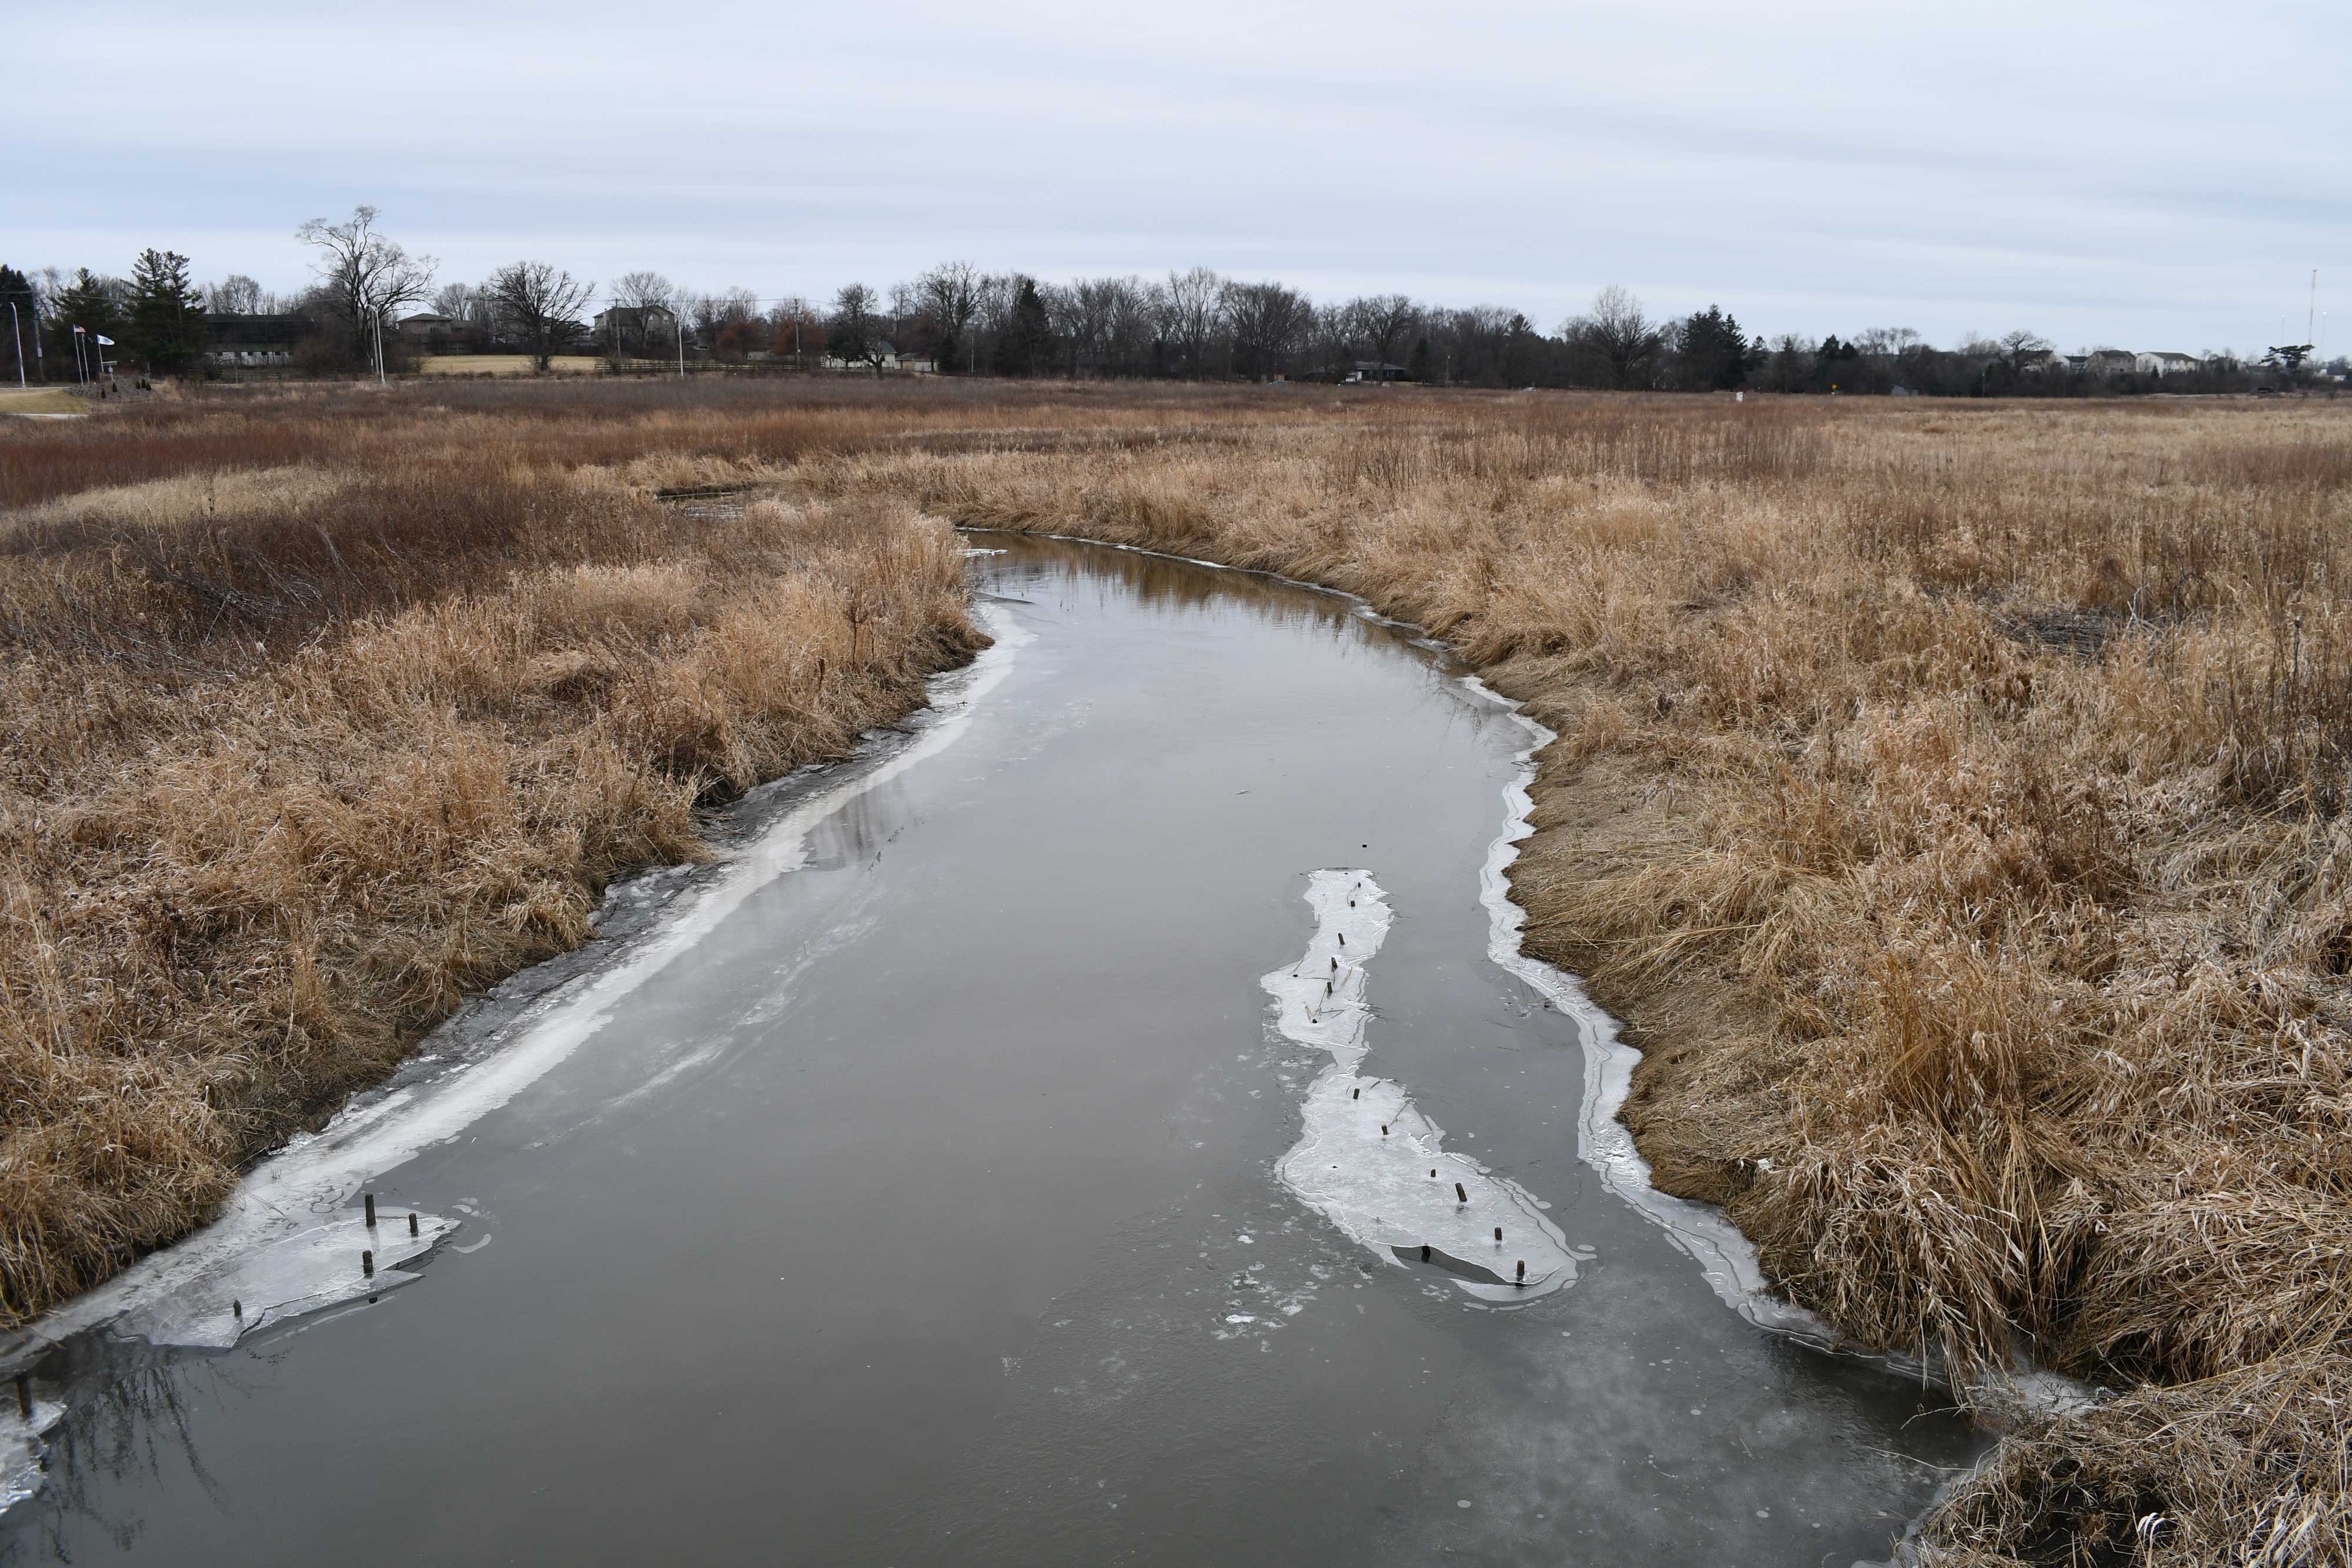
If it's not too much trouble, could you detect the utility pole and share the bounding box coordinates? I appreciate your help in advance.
[8,303,23,389]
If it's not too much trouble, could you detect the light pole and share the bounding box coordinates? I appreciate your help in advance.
[8,303,24,389]
[373,309,388,386]
[676,310,686,379]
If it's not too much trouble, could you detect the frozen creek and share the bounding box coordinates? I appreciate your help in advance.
[1,536,1981,1567]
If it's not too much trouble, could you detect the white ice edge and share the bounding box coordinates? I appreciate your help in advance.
[1459,675,1820,1332]
[1462,671,2099,1415]
[1268,871,1578,1303]
[0,604,1033,1514]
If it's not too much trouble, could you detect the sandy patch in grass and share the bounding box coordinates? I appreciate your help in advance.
[416,355,607,376]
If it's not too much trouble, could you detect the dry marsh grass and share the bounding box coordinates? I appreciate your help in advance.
[805,389,2352,1563]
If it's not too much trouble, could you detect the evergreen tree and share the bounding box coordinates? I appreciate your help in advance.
[1408,335,1432,383]
[1716,312,1753,389]
[44,268,120,375]
[991,278,1051,376]
[0,266,38,382]
[1676,305,1753,391]
[126,248,206,372]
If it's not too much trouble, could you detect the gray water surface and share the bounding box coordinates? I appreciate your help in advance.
[3,537,1979,1566]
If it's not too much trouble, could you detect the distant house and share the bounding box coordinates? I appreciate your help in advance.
[397,312,456,343]
[205,313,305,366]
[2135,351,2203,376]
[593,305,679,355]
[1294,359,1410,385]
[2083,349,2137,377]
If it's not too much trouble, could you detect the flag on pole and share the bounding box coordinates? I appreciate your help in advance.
[72,325,85,334]
[95,335,114,346]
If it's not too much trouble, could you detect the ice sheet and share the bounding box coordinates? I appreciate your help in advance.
[1267,871,1579,1302]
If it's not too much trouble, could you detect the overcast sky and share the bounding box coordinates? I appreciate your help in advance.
[15,0,2346,354]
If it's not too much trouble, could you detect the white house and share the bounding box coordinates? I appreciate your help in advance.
[2135,351,2203,376]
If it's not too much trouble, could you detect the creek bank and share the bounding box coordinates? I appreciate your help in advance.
[0,603,1015,1520]
[2,534,1974,1567]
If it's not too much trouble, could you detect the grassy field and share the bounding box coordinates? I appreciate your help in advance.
[0,387,85,416]
[416,354,608,376]
[5,379,2349,1561]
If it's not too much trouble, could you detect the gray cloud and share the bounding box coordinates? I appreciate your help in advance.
[12,0,2344,354]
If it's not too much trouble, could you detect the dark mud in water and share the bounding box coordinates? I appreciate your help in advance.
[2,537,1980,1566]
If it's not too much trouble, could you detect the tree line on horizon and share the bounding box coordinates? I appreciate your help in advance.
[2,207,2334,397]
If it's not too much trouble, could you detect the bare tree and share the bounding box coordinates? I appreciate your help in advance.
[296,206,436,363]
[1563,285,1663,389]
[764,296,818,362]
[206,274,265,315]
[612,271,676,312]
[1313,304,1359,374]
[1345,294,1419,370]
[973,272,1023,355]
[1105,278,1160,375]
[1439,305,1529,386]
[1855,326,1921,360]
[1999,329,2053,374]
[1058,278,1133,376]
[914,262,984,374]
[828,283,889,375]
[1162,267,1224,376]
[684,287,761,359]
[486,261,594,371]
[1220,279,1314,379]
